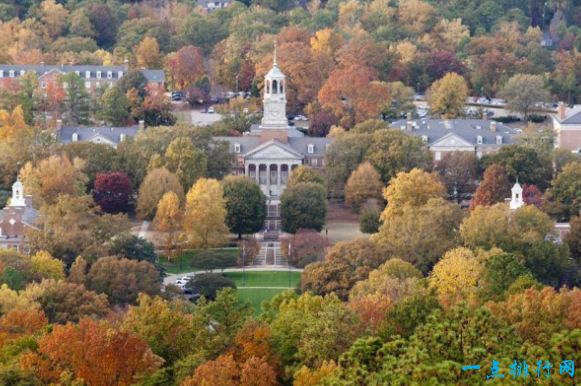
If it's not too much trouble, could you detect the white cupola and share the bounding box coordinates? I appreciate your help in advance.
[261,42,288,130]
[509,180,524,210]
[10,179,26,207]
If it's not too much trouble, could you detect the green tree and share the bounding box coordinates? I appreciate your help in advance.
[480,253,531,299]
[60,73,90,125]
[222,176,266,239]
[500,74,550,119]
[544,162,581,221]
[187,273,236,300]
[164,137,208,191]
[344,162,383,213]
[99,86,129,126]
[426,72,468,118]
[281,182,327,234]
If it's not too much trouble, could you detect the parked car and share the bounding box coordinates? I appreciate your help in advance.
[294,115,307,121]
[175,275,194,288]
[208,106,215,113]
[171,91,183,101]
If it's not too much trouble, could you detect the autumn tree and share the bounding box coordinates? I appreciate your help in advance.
[345,162,383,213]
[98,85,130,126]
[222,175,266,239]
[92,172,133,214]
[84,256,160,305]
[544,161,581,221]
[281,182,327,234]
[154,191,184,261]
[426,72,468,118]
[287,166,325,188]
[382,168,445,217]
[60,72,91,125]
[435,151,478,201]
[20,318,162,385]
[470,164,510,209]
[135,36,162,69]
[0,105,30,142]
[137,167,184,220]
[500,74,549,119]
[281,230,330,268]
[30,251,65,281]
[19,155,88,206]
[183,178,229,249]
[480,253,531,299]
[565,216,581,265]
[165,45,206,90]
[0,309,47,349]
[163,137,208,191]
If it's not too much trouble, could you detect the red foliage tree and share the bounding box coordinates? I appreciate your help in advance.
[0,309,47,348]
[165,45,205,90]
[308,109,337,137]
[426,51,466,81]
[92,172,134,214]
[280,229,330,268]
[470,164,510,210]
[523,184,543,208]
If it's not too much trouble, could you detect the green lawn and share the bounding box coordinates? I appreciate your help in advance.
[225,271,301,288]
[235,288,292,313]
[159,248,240,274]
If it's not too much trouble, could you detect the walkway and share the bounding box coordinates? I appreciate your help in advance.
[255,241,287,266]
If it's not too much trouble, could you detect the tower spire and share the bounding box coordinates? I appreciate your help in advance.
[273,41,278,66]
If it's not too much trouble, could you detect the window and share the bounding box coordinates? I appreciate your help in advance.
[118,71,123,78]
[19,70,24,76]
[476,135,483,145]
[307,144,314,154]
[62,82,68,89]
[75,71,80,76]
[234,143,241,153]
[96,71,101,79]
[435,151,441,161]
[311,158,318,167]
[0,70,4,77]
[40,81,46,89]
[9,70,14,78]
[107,71,112,79]
[85,71,91,79]
[85,81,91,89]
[272,80,277,94]
[496,135,502,145]
[96,81,100,88]
[421,135,428,143]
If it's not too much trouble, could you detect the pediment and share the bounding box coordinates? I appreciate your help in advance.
[430,132,474,148]
[86,134,116,146]
[245,140,302,160]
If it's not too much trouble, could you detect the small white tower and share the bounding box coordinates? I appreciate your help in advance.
[509,180,524,210]
[261,42,288,131]
[10,179,26,207]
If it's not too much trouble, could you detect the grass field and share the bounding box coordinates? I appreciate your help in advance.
[235,288,292,312]
[159,248,240,274]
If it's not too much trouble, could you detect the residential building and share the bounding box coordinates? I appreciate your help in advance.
[390,117,519,161]
[0,180,37,252]
[57,119,143,149]
[553,102,581,152]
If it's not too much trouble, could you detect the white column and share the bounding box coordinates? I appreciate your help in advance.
[255,163,260,184]
[245,162,249,177]
[267,163,271,196]
[277,163,281,187]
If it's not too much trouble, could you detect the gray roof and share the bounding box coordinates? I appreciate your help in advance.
[214,134,332,157]
[60,126,140,146]
[389,119,518,147]
[0,65,164,83]
[559,106,581,124]
[0,205,38,228]
[250,124,305,137]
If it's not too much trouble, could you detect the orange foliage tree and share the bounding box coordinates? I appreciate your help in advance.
[0,309,47,348]
[20,317,162,385]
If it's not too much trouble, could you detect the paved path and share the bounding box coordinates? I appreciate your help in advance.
[137,221,149,239]
[236,286,294,289]
[164,266,303,285]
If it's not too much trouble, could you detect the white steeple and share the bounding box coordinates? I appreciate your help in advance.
[509,179,524,210]
[261,42,288,130]
[10,179,25,207]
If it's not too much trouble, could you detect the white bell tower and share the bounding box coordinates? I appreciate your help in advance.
[509,180,524,210]
[261,43,288,131]
[10,179,26,207]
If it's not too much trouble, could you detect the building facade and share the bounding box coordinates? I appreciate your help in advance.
[0,180,37,252]
[390,117,518,161]
[214,49,332,230]
[57,120,143,149]
[553,103,581,152]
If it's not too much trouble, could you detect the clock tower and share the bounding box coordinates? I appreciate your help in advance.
[260,44,289,143]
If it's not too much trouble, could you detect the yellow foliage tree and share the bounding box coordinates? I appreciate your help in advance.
[426,72,468,118]
[31,251,65,280]
[345,162,383,213]
[294,360,338,386]
[135,37,162,69]
[310,28,343,58]
[183,178,229,249]
[382,168,445,218]
[428,247,483,306]
[154,191,184,261]
[0,105,30,141]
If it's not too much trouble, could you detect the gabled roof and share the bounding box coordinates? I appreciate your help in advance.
[245,139,303,159]
[557,106,581,124]
[60,126,140,146]
[430,132,474,148]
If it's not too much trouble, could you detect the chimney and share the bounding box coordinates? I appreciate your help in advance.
[490,121,497,132]
[138,120,145,131]
[558,102,566,121]
[406,112,413,131]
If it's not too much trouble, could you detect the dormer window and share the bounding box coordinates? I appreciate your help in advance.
[308,144,314,154]
[75,71,80,76]
[118,71,123,78]
[120,133,126,142]
[72,132,78,142]
[477,135,483,145]
[234,143,241,153]
[421,135,428,143]
[0,70,3,77]
[9,70,14,78]
[19,70,24,76]
[96,71,102,79]
[107,71,112,79]
[496,135,502,145]
[85,71,91,79]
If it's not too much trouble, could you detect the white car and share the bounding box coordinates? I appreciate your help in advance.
[175,275,194,288]
[294,115,307,121]
[208,106,215,113]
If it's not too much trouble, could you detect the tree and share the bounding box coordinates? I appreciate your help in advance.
[365,129,433,183]
[470,164,510,209]
[425,51,466,81]
[281,182,327,234]
[135,37,162,69]
[382,168,445,218]
[281,230,330,268]
[183,178,229,249]
[19,155,88,207]
[191,250,237,272]
[382,81,415,119]
[19,318,162,385]
[426,72,468,118]
[344,162,383,213]
[0,309,47,348]
[99,86,129,126]
[429,247,483,305]
[566,216,581,266]
[60,73,90,125]
[182,354,239,386]
[165,45,206,90]
[480,253,530,299]
[30,251,64,281]
[372,198,464,273]
[164,137,208,191]
[435,152,478,201]
[40,0,69,38]
[222,176,266,239]
[92,172,133,214]
[84,256,160,305]
[154,191,184,261]
[24,279,109,324]
[137,167,184,221]
[186,273,236,300]
[287,166,325,188]
[544,162,581,221]
[500,74,549,119]
[60,142,119,188]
